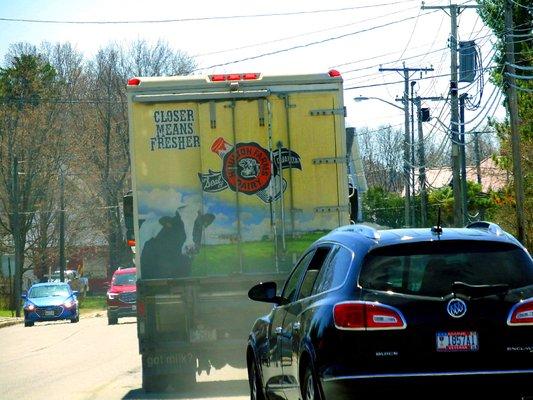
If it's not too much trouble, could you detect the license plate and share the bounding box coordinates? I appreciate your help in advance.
[190,328,217,343]
[45,310,54,317]
[436,331,479,352]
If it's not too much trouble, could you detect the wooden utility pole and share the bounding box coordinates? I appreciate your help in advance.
[459,93,469,223]
[422,3,478,227]
[59,167,66,282]
[380,63,433,227]
[504,0,525,243]
[414,96,445,227]
[12,156,22,317]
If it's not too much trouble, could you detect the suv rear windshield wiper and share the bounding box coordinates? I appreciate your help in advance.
[452,281,509,298]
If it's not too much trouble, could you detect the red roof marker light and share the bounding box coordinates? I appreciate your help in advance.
[209,73,260,82]
[127,78,141,86]
[328,69,341,77]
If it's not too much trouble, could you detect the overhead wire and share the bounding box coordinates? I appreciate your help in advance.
[192,10,440,72]
[195,2,424,58]
[0,1,420,24]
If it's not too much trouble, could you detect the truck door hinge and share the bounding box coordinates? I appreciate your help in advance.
[312,157,347,165]
[258,99,265,126]
[309,107,346,117]
[315,205,350,213]
[209,101,216,129]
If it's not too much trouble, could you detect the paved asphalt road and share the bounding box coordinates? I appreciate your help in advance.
[0,314,250,400]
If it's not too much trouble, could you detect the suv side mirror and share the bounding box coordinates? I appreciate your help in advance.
[248,282,286,305]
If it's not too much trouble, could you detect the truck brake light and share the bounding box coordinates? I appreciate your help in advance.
[209,73,260,82]
[127,78,141,86]
[127,239,136,247]
[507,298,533,326]
[333,301,406,330]
[137,299,145,318]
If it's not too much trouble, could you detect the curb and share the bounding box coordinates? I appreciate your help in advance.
[0,310,104,329]
[0,318,23,328]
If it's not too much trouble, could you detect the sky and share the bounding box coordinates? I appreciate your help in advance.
[0,0,505,147]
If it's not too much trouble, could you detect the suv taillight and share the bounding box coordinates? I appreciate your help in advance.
[333,301,406,330]
[507,298,533,326]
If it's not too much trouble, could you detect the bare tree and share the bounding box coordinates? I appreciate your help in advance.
[358,125,404,192]
[0,48,63,315]
[72,40,196,276]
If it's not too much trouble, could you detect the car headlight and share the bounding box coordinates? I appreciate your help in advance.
[107,292,118,300]
[63,299,76,308]
[24,303,35,311]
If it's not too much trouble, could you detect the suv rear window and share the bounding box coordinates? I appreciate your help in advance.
[359,241,533,297]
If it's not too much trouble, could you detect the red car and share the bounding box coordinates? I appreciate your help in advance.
[106,267,137,325]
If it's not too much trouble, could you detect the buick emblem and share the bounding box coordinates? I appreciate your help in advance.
[447,298,467,318]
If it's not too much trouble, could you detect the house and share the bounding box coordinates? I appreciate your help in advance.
[413,157,508,193]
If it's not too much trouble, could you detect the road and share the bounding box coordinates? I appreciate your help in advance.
[0,314,250,400]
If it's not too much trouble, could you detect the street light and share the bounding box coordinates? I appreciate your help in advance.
[353,95,411,228]
[353,96,404,111]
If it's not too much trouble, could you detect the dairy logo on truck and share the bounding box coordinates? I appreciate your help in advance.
[149,109,200,151]
[198,137,302,202]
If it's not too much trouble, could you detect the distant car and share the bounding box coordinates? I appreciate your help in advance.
[246,222,533,400]
[106,267,137,325]
[22,282,80,327]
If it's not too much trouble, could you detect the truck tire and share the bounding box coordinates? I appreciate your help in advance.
[108,315,118,325]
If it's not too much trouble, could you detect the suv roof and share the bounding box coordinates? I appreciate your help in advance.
[113,267,136,275]
[320,222,524,254]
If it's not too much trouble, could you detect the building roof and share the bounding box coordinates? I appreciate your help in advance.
[413,157,508,193]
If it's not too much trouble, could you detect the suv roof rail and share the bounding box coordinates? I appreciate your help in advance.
[335,224,380,240]
[466,221,505,236]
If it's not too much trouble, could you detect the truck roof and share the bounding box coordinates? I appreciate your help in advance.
[126,71,343,93]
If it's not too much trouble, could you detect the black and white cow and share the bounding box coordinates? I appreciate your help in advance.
[139,207,215,279]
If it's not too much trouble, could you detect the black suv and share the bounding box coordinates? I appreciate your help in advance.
[247,222,533,400]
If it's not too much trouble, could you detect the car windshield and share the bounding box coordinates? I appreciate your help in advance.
[29,285,70,298]
[359,241,533,297]
[113,273,136,286]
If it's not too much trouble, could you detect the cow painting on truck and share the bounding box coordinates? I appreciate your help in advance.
[126,71,355,392]
[138,193,215,279]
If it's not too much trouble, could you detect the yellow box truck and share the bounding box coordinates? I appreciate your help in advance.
[126,70,354,392]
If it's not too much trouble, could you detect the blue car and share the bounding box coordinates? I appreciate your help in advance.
[22,282,80,327]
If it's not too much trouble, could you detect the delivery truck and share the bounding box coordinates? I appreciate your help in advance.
[125,70,355,392]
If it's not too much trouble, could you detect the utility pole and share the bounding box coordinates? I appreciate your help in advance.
[410,81,417,227]
[59,166,66,283]
[504,0,525,244]
[459,93,469,223]
[473,131,482,185]
[422,2,478,227]
[380,63,434,227]
[473,130,484,220]
[12,156,21,317]
[414,95,444,227]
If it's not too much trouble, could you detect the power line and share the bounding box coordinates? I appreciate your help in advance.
[195,2,423,58]
[0,2,419,25]
[193,10,439,71]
